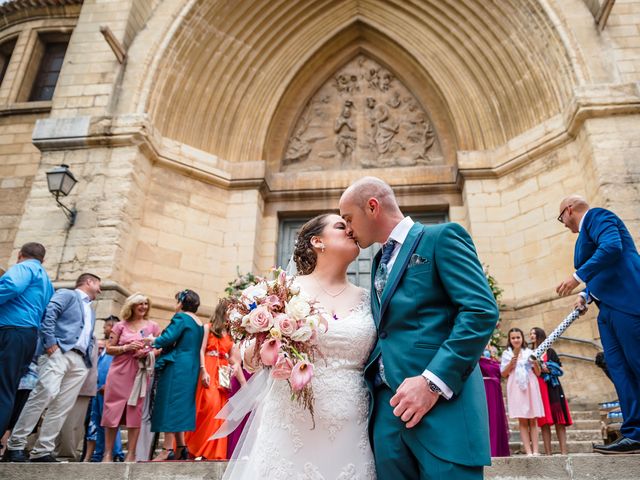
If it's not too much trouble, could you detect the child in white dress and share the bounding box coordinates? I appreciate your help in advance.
[501,327,545,455]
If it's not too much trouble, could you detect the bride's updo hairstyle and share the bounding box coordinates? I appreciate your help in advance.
[293,214,332,275]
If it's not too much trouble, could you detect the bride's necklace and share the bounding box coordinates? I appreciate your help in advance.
[312,275,348,298]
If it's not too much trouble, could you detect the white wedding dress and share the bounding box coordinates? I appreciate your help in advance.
[223,291,378,480]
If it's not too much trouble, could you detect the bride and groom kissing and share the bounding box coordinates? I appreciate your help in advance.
[225,176,499,480]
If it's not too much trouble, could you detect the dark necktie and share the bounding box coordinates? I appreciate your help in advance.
[375,239,398,298]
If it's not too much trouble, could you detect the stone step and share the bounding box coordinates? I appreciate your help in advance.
[508,428,601,442]
[508,418,602,430]
[509,440,596,454]
[568,409,602,420]
[505,410,601,421]
[1,454,638,480]
[487,454,639,479]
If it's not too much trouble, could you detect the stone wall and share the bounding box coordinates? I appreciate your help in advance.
[0,113,44,266]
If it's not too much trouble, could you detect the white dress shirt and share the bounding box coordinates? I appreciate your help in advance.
[383,217,454,399]
[73,289,93,354]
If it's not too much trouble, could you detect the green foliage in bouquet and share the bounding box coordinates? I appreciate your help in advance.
[484,265,506,356]
[225,268,258,298]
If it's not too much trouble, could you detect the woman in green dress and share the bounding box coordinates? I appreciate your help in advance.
[150,289,204,461]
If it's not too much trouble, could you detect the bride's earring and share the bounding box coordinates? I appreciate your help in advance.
[321,245,325,253]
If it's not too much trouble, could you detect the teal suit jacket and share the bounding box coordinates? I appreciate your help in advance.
[366,222,499,466]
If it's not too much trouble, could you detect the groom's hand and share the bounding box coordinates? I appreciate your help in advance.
[390,376,439,429]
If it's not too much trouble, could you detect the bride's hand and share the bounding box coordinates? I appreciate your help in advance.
[390,376,439,429]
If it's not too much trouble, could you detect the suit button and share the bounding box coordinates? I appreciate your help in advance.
[75,336,79,339]
[379,331,387,339]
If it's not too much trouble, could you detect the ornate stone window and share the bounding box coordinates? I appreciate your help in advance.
[0,37,16,88]
[27,38,67,101]
[0,1,79,114]
[19,32,69,102]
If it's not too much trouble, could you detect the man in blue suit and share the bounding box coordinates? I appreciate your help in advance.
[556,195,640,454]
[4,273,101,462]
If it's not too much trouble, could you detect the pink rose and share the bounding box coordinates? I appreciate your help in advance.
[278,270,287,285]
[246,305,274,333]
[259,337,281,366]
[271,354,293,380]
[276,313,296,337]
[266,295,282,309]
[290,360,314,391]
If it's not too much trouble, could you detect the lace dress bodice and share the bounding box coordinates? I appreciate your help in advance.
[226,291,378,480]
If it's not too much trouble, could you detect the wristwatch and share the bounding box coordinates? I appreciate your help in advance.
[423,375,443,396]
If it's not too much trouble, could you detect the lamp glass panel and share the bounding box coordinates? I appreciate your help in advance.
[46,171,64,194]
[60,173,76,196]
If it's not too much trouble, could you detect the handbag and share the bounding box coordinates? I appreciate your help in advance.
[218,364,232,390]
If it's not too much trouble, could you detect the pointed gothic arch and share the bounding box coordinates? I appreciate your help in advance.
[137,0,582,164]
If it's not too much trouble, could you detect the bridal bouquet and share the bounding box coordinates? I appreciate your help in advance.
[226,268,328,419]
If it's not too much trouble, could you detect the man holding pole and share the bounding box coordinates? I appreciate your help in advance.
[556,195,640,454]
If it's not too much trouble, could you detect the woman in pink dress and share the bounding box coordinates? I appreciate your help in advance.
[101,293,160,462]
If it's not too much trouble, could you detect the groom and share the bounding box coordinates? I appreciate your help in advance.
[340,177,499,479]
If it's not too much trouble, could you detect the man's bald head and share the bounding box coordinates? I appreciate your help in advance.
[340,176,399,211]
[559,195,590,233]
[559,195,589,213]
[339,176,405,247]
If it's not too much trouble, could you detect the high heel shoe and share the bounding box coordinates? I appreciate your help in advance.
[176,445,189,460]
[152,448,174,461]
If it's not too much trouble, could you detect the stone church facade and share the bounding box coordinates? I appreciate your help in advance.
[1,0,639,403]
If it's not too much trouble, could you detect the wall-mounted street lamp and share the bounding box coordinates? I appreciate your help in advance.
[46,164,77,226]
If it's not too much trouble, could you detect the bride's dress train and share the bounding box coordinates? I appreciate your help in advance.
[224,293,378,479]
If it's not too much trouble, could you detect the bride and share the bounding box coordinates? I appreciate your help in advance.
[222,213,377,479]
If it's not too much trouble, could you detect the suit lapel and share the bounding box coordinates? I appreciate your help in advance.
[370,250,382,327]
[574,210,592,268]
[379,223,424,320]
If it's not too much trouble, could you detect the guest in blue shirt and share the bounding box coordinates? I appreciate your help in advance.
[0,242,54,444]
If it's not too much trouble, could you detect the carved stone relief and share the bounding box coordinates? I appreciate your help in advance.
[282,55,443,171]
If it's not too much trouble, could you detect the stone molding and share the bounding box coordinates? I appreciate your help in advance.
[30,83,640,191]
[457,82,640,179]
[0,0,82,12]
[0,0,82,28]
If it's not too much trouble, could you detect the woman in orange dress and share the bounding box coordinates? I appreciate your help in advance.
[185,299,235,459]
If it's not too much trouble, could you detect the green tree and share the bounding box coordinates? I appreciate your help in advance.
[484,265,506,356]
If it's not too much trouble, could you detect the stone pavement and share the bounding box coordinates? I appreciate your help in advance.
[0,454,638,480]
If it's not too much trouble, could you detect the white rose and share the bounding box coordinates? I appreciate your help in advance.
[242,283,268,303]
[229,309,242,322]
[290,324,313,342]
[285,295,311,321]
[305,314,321,329]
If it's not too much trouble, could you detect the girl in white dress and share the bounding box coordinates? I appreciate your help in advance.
[222,214,377,479]
[500,327,544,456]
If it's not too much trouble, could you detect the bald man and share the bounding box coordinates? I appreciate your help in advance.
[340,177,498,480]
[556,196,640,454]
